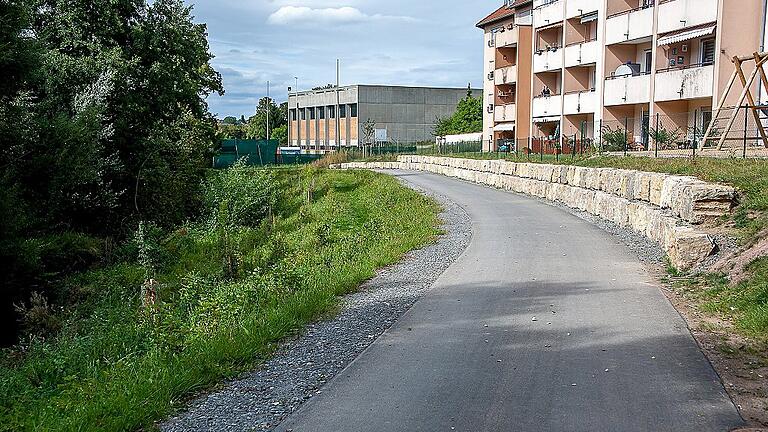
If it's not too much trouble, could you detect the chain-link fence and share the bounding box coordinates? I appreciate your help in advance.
[588,107,768,158]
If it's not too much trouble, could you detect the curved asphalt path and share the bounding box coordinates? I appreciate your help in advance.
[275,170,743,432]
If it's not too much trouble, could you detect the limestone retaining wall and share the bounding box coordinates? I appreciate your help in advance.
[339,156,738,271]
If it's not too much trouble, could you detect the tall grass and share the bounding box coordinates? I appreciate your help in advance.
[0,167,440,431]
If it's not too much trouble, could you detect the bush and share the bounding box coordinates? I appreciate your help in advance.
[601,125,627,151]
[203,160,276,228]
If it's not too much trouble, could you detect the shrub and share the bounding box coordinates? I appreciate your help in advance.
[203,160,276,228]
[649,126,683,150]
[600,125,627,151]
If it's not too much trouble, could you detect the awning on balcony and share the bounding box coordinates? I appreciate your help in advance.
[533,115,560,123]
[657,24,716,46]
[580,12,598,24]
[494,122,516,132]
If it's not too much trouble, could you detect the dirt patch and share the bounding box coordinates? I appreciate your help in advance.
[713,232,768,284]
[651,264,768,429]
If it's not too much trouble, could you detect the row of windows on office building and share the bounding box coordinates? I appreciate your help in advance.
[290,104,358,121]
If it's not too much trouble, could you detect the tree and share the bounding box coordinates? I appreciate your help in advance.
[434,93,483,136]
[0,0,224,343]
[271,124,288,145]
[223,116,238,124]
[246,97,286,140]
[362,118,376,145]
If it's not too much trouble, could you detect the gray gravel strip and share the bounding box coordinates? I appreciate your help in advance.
[159,184,472,432]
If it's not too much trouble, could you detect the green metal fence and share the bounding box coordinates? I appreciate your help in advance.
[213,139,278,168]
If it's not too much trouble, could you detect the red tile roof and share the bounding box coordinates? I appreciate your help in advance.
[476,1,532,28]
[476,6,514,28]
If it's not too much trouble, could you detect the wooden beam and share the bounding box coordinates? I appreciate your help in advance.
[702,57,739,146]
[717,57,765,150]
[739,53,768,147]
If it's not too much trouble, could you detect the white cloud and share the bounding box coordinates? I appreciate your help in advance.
[267,6,415,26]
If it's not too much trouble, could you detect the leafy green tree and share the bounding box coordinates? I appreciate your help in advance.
[434,91,482,136]
[223,116,238,125]
[271,124,288,145]
[0,0,224,343]
[246,97,286,140]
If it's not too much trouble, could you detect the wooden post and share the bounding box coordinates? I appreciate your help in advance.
[702,60,739,146]
[733,54,768,148]
[716,56,766,150]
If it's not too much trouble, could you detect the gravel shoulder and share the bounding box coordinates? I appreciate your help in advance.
[159,182,472,432]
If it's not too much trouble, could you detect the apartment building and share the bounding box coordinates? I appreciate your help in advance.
[287,85,481,154]
[479,0,768,151]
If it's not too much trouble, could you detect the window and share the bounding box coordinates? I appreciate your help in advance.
[339,104,347,118]
[300,109,306,120]
[644,50,652,74]
[318,106,325,119]
[328,105,335,118]
[702,110,713,134]
[290,109,297,121]
[350,104,358,118]
[309,107,315,120]
[701,39,716,65]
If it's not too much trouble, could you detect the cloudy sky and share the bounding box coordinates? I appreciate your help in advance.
[187,0,501,117]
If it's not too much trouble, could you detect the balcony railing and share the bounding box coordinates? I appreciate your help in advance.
[533,47,563,73]
[563,90,597,114]
[495,26,520,48]
[534,0,564,28]
[565,0,601,19]
[532,94,563,117]
[657,0,718,33]
[654,63,715,101]
[564,38,598,67]
[604,72,651,106]
[494,65,518,85]
[494,103,517,122]
[605,4,654,45]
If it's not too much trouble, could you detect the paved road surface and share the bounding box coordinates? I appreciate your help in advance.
[275,170,743,432]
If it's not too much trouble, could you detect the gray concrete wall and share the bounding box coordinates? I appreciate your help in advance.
[358,86,482,144]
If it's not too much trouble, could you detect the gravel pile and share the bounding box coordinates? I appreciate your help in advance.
[159,185,472,432]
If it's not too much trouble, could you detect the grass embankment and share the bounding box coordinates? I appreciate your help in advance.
[394,152,768,343]
[0,165,440,431]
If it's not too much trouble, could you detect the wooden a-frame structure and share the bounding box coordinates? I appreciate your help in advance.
[702,52,768,150]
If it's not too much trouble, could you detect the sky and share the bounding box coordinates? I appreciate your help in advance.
[186,0,502,118]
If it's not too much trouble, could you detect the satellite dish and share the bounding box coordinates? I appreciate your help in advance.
[615,64,633,77]
[615,62,641,77]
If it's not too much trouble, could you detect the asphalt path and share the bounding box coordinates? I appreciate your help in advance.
[275,170,743,432]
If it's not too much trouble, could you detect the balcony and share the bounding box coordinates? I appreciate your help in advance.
[604,73,651,106]
[494,103,517,122]
[496,26,520,48]
[564,39,598,67]
[605,5,654,45]
[657,0,718,34]
[534,48,563,73]
[565,0,601,19]
[495,65,518,85]
[563,90,597,115]
[532,95,562,118]
[533,0,564,28]
[654,64,715,102]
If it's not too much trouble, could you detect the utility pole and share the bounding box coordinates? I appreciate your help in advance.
[266,80,270,141]
[335,59,341,152]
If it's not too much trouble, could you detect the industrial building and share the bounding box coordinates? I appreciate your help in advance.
[478,0,768,152]
[287,85,482,153]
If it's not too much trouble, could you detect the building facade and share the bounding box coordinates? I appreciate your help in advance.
[479,0,768,151]
[288,85,482,154]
